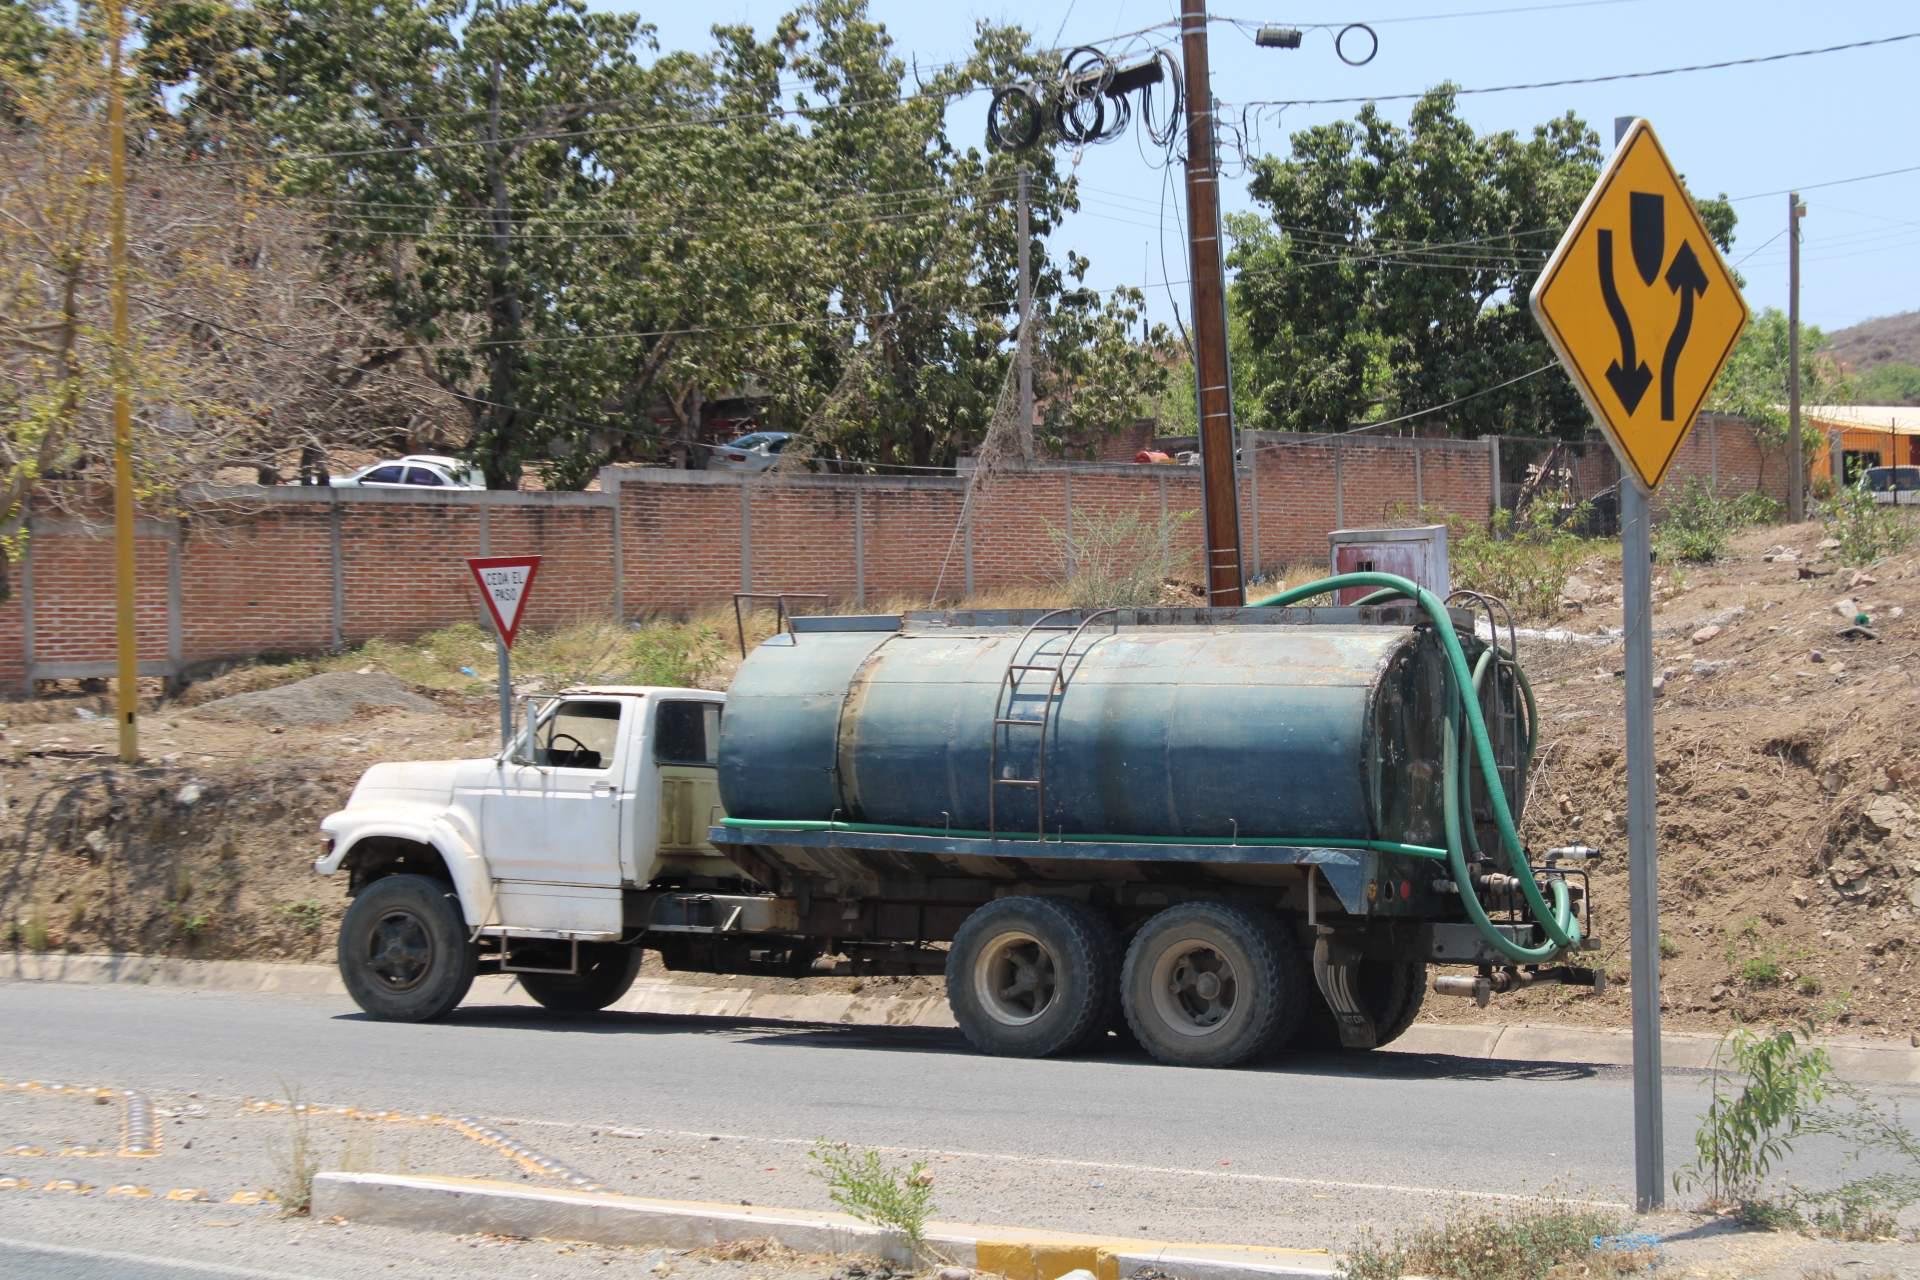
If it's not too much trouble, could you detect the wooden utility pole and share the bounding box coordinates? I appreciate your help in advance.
[1787,192,1807,521]
[1178,0,1244,605]
[108,1,139,763]
[1016,167,1036,462]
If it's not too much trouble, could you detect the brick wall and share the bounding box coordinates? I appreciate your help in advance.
[0,419,1772,696]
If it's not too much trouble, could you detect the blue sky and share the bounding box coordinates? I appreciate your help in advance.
[615,0,1918,337]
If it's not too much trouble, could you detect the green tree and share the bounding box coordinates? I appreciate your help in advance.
[1853,362,1920,406]
[1232,89,1737,439]
[1708,307,1853,487]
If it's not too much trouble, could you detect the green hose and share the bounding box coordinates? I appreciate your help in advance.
[720,817,1448,862]
[1252,571,1579,953]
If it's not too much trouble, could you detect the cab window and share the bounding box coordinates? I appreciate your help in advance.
[530,699,621,770]
[654,700,721,766]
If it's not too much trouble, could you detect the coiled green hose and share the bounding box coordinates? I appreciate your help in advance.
[1250,572,1580,959]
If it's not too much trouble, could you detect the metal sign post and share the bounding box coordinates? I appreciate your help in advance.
[1531,116,1751,1211]
[466,555,542,751]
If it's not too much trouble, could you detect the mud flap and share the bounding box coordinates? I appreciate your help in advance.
[1312,928,1378,1050]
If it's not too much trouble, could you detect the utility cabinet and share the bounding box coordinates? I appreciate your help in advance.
[1327,524,1451,605]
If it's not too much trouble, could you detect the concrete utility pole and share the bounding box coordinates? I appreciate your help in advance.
[108,1,139,763]
[1787,192,1807,521]
[1178,0,1244,605]
[1016,167,1036,462]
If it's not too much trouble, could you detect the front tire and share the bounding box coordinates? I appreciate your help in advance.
[338,874,477,1022]
[519,944,643,1013]
[1121,902,1302,1068]
[946,896,1116,1058]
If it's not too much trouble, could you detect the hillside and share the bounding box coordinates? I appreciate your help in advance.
[1828,309,1920,372]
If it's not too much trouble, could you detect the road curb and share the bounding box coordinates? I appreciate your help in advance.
[309,1172,1341,1279]
[6,952,1918,1084]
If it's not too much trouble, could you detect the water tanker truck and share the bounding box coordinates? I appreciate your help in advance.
[317,574,1602,1067]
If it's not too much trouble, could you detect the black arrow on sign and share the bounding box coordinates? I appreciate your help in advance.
[1597,229,1653,413]
[1661,241,1710,421]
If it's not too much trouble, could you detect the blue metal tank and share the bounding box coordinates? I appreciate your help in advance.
[717,606,1463,846]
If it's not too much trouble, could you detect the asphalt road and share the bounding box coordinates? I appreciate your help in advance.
[4,981,1914,1256]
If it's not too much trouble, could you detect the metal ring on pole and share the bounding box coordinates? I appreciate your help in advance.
[1335,23,1378,66]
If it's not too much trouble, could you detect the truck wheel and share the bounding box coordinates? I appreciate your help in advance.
[946,897,1116,1059]
[519,945,643,1013]
[1121,902,1301,1068]
[1297,955,1428,1051]
[338,874,477,1022]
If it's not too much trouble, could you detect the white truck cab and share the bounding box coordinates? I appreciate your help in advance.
[318,687,730,1019]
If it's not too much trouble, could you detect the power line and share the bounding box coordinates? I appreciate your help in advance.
[1731,162,1920,202]
[1220,0,1638,27]
[1249,362,1559,445]
[1226,30,1920,109]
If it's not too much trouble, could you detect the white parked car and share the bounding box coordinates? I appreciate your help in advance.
[330,454,486,490]
[707,431,793,473]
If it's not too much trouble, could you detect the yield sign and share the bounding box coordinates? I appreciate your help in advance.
[1531,119,1749,491]
[466,555,541,649]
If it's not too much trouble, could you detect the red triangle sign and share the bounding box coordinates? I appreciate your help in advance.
[466,555,542,649]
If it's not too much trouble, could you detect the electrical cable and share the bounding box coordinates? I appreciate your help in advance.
[1229,30,1920,109]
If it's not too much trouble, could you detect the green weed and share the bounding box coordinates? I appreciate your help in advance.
[277,900,328,934]
[1675,1024,1831,1207]
[20,909,49,952]
[808,1141,937,1259]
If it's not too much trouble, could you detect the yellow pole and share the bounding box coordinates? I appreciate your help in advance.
[108,1,138,763]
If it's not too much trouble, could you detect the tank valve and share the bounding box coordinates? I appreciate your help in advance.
[1432,974,1492,1007]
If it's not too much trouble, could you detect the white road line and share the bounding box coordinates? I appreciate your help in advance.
[514,1119,1630,1211]
[0,1235,338,1280]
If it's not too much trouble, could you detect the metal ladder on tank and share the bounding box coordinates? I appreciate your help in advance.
[987,608,1121,839]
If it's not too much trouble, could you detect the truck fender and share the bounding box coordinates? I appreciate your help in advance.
[318,807,497,929]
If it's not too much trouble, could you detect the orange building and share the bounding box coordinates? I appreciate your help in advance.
[1802,405,1920,485]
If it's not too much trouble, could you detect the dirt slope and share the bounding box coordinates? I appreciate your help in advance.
[4,524,1919,1041]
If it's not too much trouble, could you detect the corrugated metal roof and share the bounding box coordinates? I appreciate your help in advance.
[1798,405,1920,434]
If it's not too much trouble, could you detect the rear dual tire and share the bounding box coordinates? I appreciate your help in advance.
[946,896,1117,1058]
[1121,902,1305,1068]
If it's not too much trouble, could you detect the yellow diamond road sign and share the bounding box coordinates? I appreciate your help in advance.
[1531,119,1749,491]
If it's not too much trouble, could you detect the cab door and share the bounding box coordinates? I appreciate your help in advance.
[480,696,628,933]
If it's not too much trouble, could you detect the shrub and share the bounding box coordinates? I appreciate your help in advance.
[1654,479,1779,564]
[1444,491,1594,621]
[1675,1024,1831,1207]
[1823,477,1916,566]
[1337,1204,1630,1280]
[1046,508,1198,608]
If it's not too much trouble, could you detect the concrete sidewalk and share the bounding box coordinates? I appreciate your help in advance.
[6,951,1917,1084]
